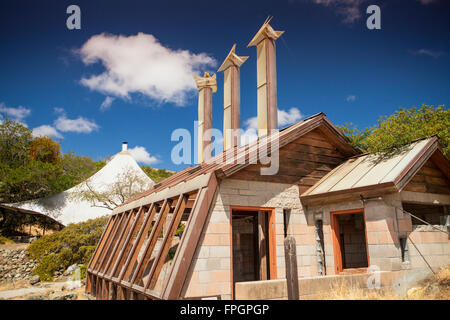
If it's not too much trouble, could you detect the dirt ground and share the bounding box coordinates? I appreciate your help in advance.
[0,243,89,300]
[0,278,90,300]
[0,243,29,250]
[320,265,450,300]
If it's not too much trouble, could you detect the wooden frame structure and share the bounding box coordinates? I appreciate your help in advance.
[86,173,218,300]
[229,206,277,299]
[330,208,370,274]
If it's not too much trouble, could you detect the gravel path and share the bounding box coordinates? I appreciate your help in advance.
[0,287,48,299]
[0,282,66,299]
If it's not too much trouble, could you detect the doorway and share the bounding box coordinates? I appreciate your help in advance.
[230,207,276,297]
[331,209,369,274]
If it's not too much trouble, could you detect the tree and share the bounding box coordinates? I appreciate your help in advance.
[71,167,153,210]
[0,118,33,168]
[340,105,449,157]
[141,166,174,183]
[0,161,63,203]
[29,136,62,164]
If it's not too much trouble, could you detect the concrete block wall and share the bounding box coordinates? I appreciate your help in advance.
[306,192,450,274]
[180,178,317,299]
[234,270,408,300]
[407,225,450,272]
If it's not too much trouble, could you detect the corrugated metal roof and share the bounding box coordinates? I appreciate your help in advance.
[301,137,440,198]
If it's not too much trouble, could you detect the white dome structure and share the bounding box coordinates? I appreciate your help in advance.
[6,143,154,226]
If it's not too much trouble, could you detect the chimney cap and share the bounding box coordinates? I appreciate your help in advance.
[194,72,217,92]
[218,44,249,72]
[248,16,284,47]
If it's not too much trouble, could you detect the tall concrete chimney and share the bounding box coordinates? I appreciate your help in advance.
[122,142,128,152]
[218,44,248,151]
[194,72,217,163]
[248,17,284,137]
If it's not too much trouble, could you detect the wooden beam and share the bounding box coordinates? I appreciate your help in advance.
[258,211,267,280]
[103,209,136,276]
[130,199,172,285]
[87,215,115,271]
[110,206,146,278]
[144,194,188,292]
[163,173,218,299]
[119,204,156,282]
[97,211,130,274]
[93,212,126,272]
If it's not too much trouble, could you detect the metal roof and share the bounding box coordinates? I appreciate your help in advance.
[301,136,447,201]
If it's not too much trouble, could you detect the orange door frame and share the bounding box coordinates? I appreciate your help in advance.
[229,206,277,299]
[330,208,370,275]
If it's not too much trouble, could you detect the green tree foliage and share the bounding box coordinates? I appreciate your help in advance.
[340,105,449,157]
[27,216,109,281]
[141,166,174,183]
[0,118,33,168]
[0,120,104,203]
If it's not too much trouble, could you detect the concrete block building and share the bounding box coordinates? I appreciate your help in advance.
[86,19,450,300]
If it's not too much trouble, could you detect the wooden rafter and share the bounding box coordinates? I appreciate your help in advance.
[86,172,218,300]
[145,194,188,292]
[119,203,156,282]
[110,206,146,278]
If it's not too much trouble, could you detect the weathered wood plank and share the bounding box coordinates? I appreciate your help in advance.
[145,194,188,291]
[119,204,156,282]
[130,199,172,285]
[110,206,145,278]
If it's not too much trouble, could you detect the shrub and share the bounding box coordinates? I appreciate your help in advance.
[79,263,88,280]
[0,235,13,244]
[28,215,109,281]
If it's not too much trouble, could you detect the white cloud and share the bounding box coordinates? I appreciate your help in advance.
[128,146,159,165]
[278,108,304,126]
[32,125,63,139]
[418,0,436,4]
[305,0,437,23]
[307,0,365,24]
[78,32,217,106]
[346,95,356,102]
[411,49,445,59]
[0,103,31,125]
[54,114,99,133]
[100,96,115,111]
[240,108,303,146]
[54,107,65,114]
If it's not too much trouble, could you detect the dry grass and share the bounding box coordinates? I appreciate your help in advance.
[319,282,403,300]
[408,265,450,300]
[320,265,450,300]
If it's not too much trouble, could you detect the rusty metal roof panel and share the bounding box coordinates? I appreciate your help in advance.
[379,139,431,184]
[302,137,438,198]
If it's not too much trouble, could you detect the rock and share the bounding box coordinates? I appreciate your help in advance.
[64,264,79,276]
[50,292,78,300]
[64,293,78,300]
[29,275,40,285]
[406,287,425,299]
[26,294,45,300]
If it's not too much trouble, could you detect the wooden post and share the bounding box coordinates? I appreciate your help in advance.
[258,211,267,280]
[194,72,217,163]
[284,236,299,300]
[218,44,248,151]
[108,282,116,300]
[248,18,284,137]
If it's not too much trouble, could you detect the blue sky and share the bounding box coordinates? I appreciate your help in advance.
[0,0,449,171]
